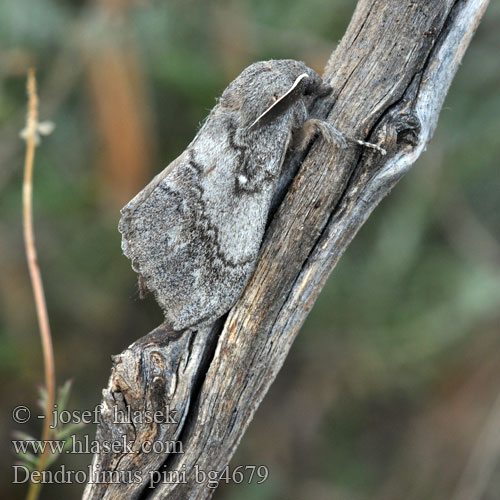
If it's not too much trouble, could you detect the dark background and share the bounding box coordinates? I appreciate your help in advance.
[1,1,499,499]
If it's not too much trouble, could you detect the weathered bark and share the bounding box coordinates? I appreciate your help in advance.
[82,1,489,499]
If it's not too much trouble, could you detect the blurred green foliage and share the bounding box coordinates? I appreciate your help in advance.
[1,1,499,499]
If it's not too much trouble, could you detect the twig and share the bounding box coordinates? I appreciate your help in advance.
[22,68,56,500]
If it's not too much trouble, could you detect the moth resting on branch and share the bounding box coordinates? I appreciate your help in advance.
[119,59,385,331]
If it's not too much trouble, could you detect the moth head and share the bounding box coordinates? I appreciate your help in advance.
[219,60,332,130]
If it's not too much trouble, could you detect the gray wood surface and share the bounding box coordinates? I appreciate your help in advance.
[82,1,490,498]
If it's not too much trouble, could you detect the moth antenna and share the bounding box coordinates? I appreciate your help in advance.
[248,73,310,130]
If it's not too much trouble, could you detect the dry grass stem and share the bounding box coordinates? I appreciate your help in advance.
[22,68,56,500]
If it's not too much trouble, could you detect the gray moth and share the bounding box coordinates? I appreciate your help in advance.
[119,59,385,331]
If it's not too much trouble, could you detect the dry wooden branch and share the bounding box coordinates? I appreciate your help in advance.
[82,1,489,499]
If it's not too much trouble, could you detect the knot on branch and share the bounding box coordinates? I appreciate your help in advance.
[394,112,421,146]
[375,106,422,157]
[370,71,423,158]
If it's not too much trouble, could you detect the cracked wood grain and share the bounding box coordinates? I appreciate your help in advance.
[82,1,490,499]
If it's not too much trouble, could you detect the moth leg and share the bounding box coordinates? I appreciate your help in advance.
[291,118,346,151]
[138,274,150,299]
[293,118,386,155]
[344,131,387,155]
